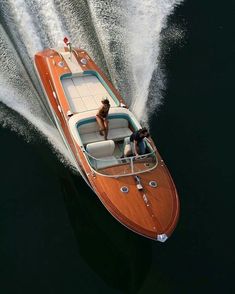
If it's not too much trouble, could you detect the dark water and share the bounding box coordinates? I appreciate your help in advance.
[1,1,234,293]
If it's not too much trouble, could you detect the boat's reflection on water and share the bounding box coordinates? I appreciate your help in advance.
[61,173,152,293]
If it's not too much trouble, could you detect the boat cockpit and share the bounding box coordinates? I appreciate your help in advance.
[60,66,157,177]
[69,108,158,177]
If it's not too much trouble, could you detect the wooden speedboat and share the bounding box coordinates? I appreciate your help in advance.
[34,39,179,242]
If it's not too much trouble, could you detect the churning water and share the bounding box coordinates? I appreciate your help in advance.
[0,0,183,166]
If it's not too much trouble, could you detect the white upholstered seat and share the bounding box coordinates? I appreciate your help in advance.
[78,118,132,145]
[86,140,119,169]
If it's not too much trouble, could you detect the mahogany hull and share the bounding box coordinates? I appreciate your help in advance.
[34,47,180,241]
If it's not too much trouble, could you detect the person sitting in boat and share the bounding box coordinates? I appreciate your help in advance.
[96,98,110,140]
[130,128,154,156]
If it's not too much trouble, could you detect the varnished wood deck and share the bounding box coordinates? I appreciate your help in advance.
[98,158,156,176]
[34,47,180,241]
[88,150,179,239]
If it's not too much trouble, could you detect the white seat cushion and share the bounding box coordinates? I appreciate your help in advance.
[86,140,115,158]
[109,118,128,129]
[86,140,118,169]
[107,128,132,141]
[78,118,132,145]
[78,121,99,134]
[80,128,132,145]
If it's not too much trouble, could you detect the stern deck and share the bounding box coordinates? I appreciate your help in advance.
[61,74,118,113]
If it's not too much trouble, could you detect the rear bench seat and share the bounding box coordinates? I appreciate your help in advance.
[86,140,118,169]
[78,118,132,145]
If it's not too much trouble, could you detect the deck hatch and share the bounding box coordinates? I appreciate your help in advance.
[61,71,119,113]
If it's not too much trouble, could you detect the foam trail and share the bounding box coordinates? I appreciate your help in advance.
[126,0,183,122]
[25,0,67,48]
[85,0,183,124]
[0,103,37,143]
[0,24,75,169]
[0,23,49,124]
[5,0,66,54]
[0,0,184,172]
[0,22,90,180]
[53,0,107,72]
[0,0,43,92]
[0,75,75,163]
[86,0,132,101]
[7,0,43,55]
[0,0,66,90]
[0,83,90,182]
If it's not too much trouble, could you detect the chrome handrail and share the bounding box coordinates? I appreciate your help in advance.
[83,149,158,177]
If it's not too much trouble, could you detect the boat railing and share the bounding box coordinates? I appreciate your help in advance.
[84,149,158,177]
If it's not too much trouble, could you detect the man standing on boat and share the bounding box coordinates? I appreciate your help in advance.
[96,98,110,140]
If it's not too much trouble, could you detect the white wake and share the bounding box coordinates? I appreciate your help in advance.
[0,0,183,166]
[86,0,183,122]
